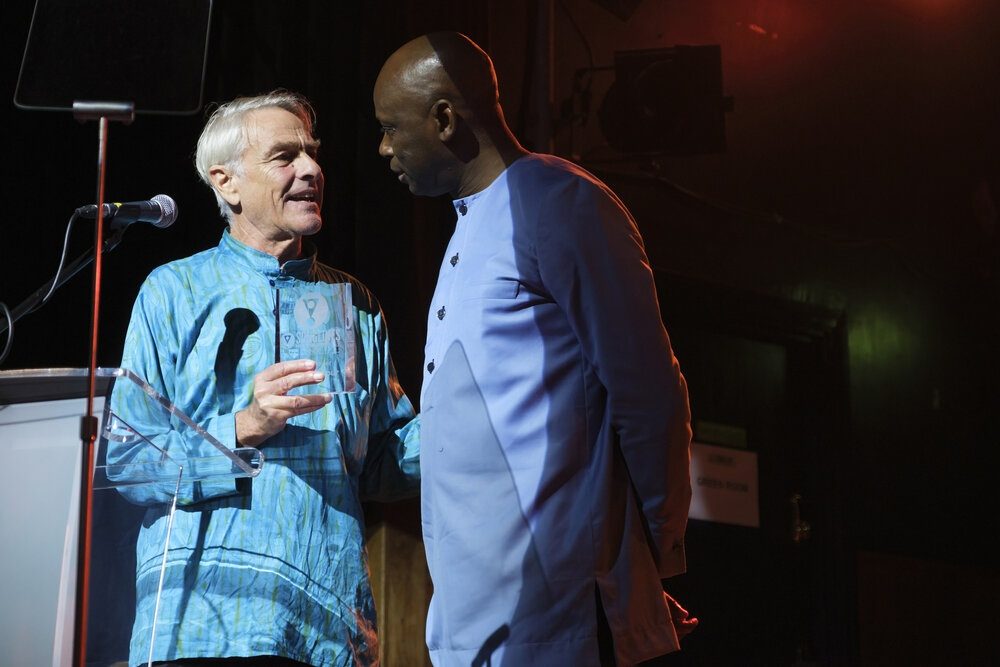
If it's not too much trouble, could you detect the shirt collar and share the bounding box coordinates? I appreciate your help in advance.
[218,229,317,280]
[452,161,519,218]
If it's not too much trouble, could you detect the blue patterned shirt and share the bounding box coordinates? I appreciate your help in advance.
[109,230,419,666]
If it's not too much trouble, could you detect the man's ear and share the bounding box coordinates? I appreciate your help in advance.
[209,164,240,207]
[433,99,458,141]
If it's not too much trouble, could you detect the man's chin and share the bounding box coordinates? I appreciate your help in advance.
[407,181,448,198]
[295,215,324,236]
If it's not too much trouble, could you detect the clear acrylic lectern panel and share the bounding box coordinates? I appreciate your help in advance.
[0,367,263,667]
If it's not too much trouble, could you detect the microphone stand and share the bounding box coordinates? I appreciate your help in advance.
[71,100,134,667]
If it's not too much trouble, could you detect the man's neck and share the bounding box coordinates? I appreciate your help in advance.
[454,136,528,199]
[229,221,303,265]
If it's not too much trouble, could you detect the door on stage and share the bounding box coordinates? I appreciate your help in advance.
[654,274,855,666]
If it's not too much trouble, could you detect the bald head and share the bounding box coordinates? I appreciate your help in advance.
[374,32,525,199]
[378,32,500,121]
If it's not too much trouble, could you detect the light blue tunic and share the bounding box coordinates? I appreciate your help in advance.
[109,230,419,666]
[420,154,692,667]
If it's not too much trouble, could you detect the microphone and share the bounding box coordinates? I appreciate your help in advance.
[77,194,178,229]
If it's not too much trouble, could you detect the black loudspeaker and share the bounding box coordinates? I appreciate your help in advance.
[597,45,733,157]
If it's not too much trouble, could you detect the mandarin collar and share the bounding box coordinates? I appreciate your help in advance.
[452,170,509,218]
[452,155,531,218]
[218,229,316,280]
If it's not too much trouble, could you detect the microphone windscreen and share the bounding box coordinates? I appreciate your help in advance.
[151,194,178,228]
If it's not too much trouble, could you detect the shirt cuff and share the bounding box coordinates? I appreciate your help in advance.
[191,413,240,500]
[657,540,687,579]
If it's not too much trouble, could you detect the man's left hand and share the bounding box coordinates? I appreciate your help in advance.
[665,591,698,640]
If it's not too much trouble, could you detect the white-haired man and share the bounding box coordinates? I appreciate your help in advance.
[110,90,419,666]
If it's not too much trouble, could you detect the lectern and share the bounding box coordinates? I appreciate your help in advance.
[0,367,264,667]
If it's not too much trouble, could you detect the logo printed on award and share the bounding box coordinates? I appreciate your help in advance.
[295,293,330,329]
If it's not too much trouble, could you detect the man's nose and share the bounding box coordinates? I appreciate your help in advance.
[378,133,393,157]
[299,153,322,179]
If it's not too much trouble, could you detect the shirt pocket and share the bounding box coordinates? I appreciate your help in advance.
[460,279,521,301]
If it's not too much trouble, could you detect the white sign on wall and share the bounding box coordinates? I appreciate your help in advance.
[689,441,759,528]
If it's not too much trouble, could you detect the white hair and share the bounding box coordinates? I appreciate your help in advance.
[194,90,316,222]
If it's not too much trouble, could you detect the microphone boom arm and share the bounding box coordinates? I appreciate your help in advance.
[0,222,126,337]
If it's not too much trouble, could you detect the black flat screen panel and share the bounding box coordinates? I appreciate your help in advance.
[14,0,213,115]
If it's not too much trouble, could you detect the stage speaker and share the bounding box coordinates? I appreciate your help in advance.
[597,45,733,157]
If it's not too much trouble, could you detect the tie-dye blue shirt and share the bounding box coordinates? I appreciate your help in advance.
[110,230,419,666]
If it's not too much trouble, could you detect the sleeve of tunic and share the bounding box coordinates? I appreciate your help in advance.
[355,288,421,502]
[534,170,692,578]
[107,269,240,506]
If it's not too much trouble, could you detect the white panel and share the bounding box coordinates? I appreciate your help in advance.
[0,397,103,667]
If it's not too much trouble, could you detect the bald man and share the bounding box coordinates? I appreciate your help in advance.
[374,33,696,666]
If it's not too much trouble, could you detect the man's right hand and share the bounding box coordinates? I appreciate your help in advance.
[235,359,333,447]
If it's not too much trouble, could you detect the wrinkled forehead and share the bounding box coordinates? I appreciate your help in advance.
[243,106,315,148]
